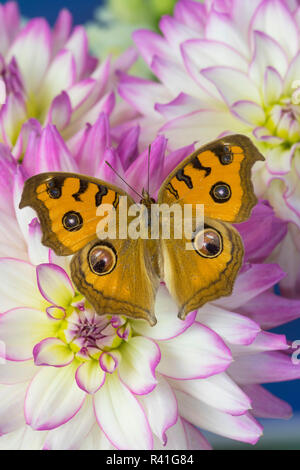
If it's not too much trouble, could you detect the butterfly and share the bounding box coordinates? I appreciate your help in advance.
[19,134,264,326]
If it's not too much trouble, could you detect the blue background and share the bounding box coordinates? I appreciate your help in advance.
[17,0,105,25]
[13,0,300,418]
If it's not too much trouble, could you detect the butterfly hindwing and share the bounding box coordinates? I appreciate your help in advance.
[71,237,160,325]
[161,217,244,319]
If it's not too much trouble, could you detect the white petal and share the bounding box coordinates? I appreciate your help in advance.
[251,0,299,58]
[118,337,160,395]
[249,31,288,84]
[64,26,88,80]
[264,67,283,105]
[80,423,115,450]
[0,360,36,385]
[36,263,74,306]
[0,425,47,450]
[7,19,51,94]
[25,363,86,430]
[176,390,263,444]
[153,417,187,450]
[38,49,76,110]
[0,382,27,434]
[231,100,265,126]
[206,10,248,57]
[202,66,261,106]
[27,219,50,265]
[139,375,178,444]
[196,304,260,346]
[168,372,251,416]
[93,372,153,450]
[0,259,46,311]
[33,338,74,367]
[132,286,196,341]
[75,360,105,394]
[182,420,212,450]
[0,308,55,361]
[44,396,95,450]
[158,322,232,379]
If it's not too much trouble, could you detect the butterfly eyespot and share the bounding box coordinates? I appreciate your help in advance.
[210,182,231,203]
[62,211,83,232]
[48,187,61,199]
[221,146,233,165]
[88,244,117,276]
[193,228,223,258]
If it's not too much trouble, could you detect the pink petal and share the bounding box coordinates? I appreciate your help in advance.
[157,322,232,380]
[25,364,86,431]
[34,125,78,173]
[242,384,292,420]
[52,8,72,54]
[231,332,288,356]
[174,0,206,30]
[47,91,72,131]
[117,125,140,170]
[133,29,171,66]
[215,263,286,310]
[237,201,288,263]
[229,351,300,384]
[75,112,110,176]
[125,135,167,197]
[93,372,153,450]
[159,15,200,53]
[36,263,75,306]
[64,26,88,80]
[0,145,16,214]
[241,292,300,329]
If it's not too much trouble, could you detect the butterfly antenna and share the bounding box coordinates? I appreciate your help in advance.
[105,161,143,200]
[147,144,151,195]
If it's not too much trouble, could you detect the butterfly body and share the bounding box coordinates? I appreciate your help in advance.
[20,135,264,325]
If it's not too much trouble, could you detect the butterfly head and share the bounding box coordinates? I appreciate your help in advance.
[141,189,156,210]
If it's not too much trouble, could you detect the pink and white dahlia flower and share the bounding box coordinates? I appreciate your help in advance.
[118,0,300,295]
[0,119,299,450]
[0,2,137,152]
